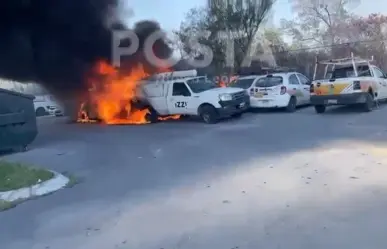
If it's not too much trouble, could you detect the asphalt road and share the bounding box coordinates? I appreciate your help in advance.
[2,105,387,249]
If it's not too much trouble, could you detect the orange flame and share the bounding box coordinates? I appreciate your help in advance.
[77,61,180,124]
[77,103,96,123]
[158,115,181,121]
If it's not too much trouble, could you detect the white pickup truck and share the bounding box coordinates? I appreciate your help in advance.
[136,70,250,123]
[310,54,387,113]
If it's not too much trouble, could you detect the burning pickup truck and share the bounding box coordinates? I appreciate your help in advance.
[78,64,249,124]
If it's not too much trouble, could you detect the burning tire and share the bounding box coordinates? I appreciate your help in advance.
[145,108,159,123]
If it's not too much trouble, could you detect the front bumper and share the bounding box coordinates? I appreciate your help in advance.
[47,109,56,115]
[48,107,64,116]
[54,109,64,116]
[217,95,250,117]
[310,92,367,105]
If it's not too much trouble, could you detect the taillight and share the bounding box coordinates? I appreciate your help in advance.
[249,88,254,95]
[310,84,314,93]
[353,80,361,90]
[280,86,286,95]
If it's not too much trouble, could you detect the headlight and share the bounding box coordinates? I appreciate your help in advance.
[219,93,232,101]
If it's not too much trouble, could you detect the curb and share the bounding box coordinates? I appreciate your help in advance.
[0,172,69,202]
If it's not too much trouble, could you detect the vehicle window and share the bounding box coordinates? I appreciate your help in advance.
[297,74,310,85]
[232,78,255,89]
[288,74,300,85]
[255,76,283,87]
[172,82,191,96]
[373,67,385,78]
[332,65,371,78]
[187,78,217,93]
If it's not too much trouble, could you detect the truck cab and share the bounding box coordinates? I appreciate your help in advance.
[140,74,250,123]
[310,53,387,113]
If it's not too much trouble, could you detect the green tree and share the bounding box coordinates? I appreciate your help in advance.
[174,0,275,74]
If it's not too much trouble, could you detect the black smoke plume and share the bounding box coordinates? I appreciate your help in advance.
[0,0,172,108]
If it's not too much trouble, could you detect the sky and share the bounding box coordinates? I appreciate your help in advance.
[126,0,387,32]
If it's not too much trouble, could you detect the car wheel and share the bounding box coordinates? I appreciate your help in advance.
[362,92,374,112]
[35,107,47,117]
[200,105,218,124]
[314,105,326,113]
[286,96,297,112]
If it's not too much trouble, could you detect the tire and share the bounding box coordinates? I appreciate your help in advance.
[199,105,218,124]
[286,96,297,112]
[145,108,159,123]
[35,107,47,117]
[231,112,242,118]
[362,92,374,112]
[314,105,326,113]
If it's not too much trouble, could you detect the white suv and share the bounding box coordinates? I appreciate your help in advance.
[33,94,64,116]
[139,76,250,123]
[246,72,311,112]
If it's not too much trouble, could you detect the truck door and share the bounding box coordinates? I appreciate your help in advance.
[373,67,387,99]
[167,82,192,114]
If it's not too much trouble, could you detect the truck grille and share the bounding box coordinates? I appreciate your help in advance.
[231,91,246,101]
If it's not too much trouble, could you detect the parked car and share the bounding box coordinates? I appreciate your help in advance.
[247,72,311,112]
[33,94,64,116]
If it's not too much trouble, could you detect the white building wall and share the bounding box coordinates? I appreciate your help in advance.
[0,78,48,96]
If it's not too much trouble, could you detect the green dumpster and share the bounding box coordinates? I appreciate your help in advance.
[0,88,38,152]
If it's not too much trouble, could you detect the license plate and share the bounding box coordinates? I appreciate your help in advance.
[327,99,337,104]
[254,93,263,98]
[239,102,245,108]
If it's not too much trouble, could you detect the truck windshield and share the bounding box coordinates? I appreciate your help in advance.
[187,78,218,93]
[331,65,371,78]
[255,76,283,87]
[232,78,255,89]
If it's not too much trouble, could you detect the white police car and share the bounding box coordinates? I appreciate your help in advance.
[246,72,311,112]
